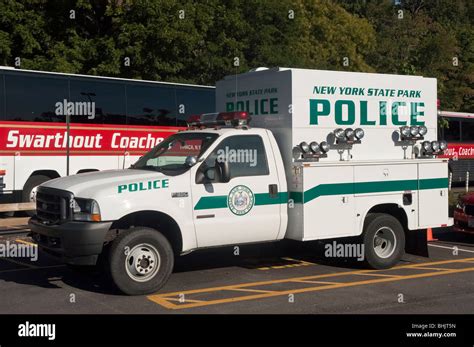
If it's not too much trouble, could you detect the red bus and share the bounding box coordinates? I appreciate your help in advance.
[0,67,215,207]
[438,110,474,183]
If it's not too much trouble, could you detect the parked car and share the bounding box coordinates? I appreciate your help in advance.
[453,193,474,232]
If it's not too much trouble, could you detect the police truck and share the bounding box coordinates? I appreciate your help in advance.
[29,68,450,295]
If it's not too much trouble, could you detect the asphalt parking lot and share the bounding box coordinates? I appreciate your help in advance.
[0,227,474,314]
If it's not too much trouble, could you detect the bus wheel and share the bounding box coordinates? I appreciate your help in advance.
[22,175,51,216]
[108,227,174,295]
[362,213,405,269]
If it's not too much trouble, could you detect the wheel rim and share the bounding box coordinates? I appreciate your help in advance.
[373,227,397,259]
[125,243,161,282]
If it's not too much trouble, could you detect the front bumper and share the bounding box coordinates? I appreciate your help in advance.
[28,216,113,265]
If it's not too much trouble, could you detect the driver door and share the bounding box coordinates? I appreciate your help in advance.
[191,134,283,247]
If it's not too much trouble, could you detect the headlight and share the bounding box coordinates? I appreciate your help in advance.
[456,200,465,211]
[334,128,345,139]
[300,142,310,153]
[354,128,364,140]
[400,126,411,137]
[439,140,448,151]
[410,126,419,136]
[419,125,428,136]
[320,141,330,153]
[72,198,101,222]
[310,141,320,153]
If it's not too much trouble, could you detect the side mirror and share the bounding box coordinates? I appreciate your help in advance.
[216,159,230,183]
[185,156,198,167]
[204,167,216,181]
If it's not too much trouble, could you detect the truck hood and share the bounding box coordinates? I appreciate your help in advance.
[41,169,166,198]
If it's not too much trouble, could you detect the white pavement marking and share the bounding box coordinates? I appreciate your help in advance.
[428,243,474,254]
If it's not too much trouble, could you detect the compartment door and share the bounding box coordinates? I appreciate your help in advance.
[302,166,354,240]
[418,162,449,228]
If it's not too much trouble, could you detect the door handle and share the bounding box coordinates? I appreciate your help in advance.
[269,184,278,198]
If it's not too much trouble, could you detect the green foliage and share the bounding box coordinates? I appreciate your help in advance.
[0,0,471,112]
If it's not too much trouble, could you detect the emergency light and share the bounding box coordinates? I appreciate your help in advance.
[187,111,251,128]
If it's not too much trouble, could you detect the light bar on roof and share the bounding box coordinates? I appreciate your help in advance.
[187,111,251,128]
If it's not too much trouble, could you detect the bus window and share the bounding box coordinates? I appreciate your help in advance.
[126,83,177,126]
[69,78,126,124]
[175,87,215,126]
[461,119,474,143]
[4,72,69,122]
[444,118,461,142]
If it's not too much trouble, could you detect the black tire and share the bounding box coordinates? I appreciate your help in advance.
[22,174,51,216]
[362,213,405,269]
[108,227,174,295]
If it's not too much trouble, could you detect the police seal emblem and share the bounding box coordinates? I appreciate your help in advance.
[228,185,254,216]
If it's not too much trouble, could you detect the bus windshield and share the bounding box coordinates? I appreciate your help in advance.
[131,132,218,174]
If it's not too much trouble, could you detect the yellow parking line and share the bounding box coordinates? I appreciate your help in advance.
[166,298,204,303]
[354,273,403,278]
[148,257,474,310]
[291,280,341,285]
[226,288,276,294]
[407,266,450,271]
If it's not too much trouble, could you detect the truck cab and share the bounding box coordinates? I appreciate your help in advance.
[29,112,289,294]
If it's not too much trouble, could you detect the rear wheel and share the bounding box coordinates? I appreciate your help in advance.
[362,213,405,269]
[22,174,51,216]
[108,227,174,295]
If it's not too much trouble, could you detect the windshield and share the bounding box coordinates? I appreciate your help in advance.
[131,132,219,175]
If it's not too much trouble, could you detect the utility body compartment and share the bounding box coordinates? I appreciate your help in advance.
[286,159,449,241]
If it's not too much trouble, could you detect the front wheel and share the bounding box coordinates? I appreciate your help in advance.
[362,213,405,269]
[108,227,174,295]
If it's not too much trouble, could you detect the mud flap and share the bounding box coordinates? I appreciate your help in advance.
[405,229,429,257]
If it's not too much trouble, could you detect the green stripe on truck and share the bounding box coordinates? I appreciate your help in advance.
[193,177,448,210]
[194,191,288,210]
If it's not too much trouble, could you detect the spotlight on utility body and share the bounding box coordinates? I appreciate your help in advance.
[421,139,447,156]
[319,141,330,153]
[294,140,330,161]
[410,126,419,136]
[439,140,448,151]
[422,141,432,152]
[419,125,428,136]
[310,141,320,153]
[344,128,355,139]
[399,125,427,141]
[300,141,310,153]
[354,128,365,140]
[334,128,345,140]
[292,146,303,160]
[400,126,411,137]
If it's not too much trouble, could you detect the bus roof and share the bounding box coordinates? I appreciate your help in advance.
[0,66,215,89]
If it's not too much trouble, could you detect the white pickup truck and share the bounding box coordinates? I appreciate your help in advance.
[29,68,450,295]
